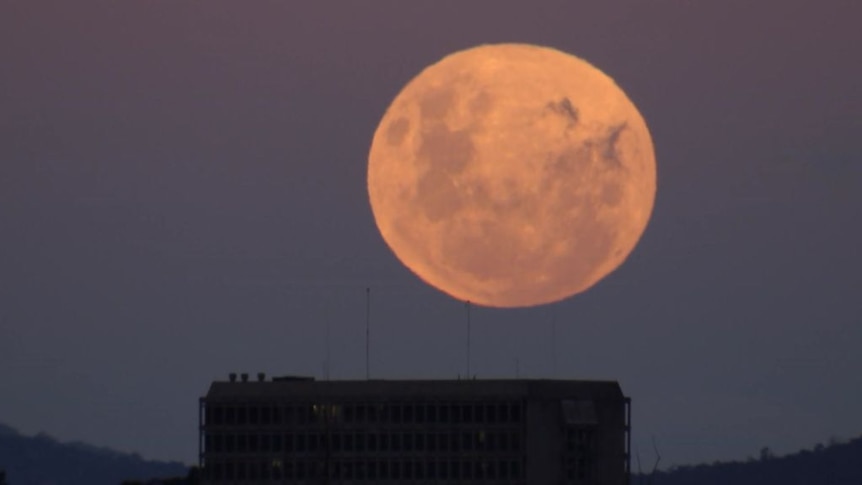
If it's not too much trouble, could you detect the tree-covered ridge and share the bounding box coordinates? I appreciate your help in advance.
[642,435,862,485]
[0,423,186,485]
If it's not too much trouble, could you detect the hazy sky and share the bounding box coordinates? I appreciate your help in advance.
[1,1,860,467]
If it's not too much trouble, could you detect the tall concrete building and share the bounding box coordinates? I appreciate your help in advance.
[199,376,631,484]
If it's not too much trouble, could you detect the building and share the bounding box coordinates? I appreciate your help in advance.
[199,375,631,484]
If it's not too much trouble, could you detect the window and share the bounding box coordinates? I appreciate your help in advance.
[404,405,414,422]
[226,407,236,425]
[416,404,426,423]
[237,407,247,425]
[427,433,437,451]
[227,434,237,452]
[273,434,282,452]
[249,406,259,424]
[462,432,473,451]
[428,404,437,422]
[462,404,472,422]
[368,433,378,451]
[487,460,496,479]
[404,433,413,451]
[261,406,271,424]
[498,432,508,451]
[450,404,460,423]
[380,433,389,451]
[211,406,224,425]
[297,462,306,480]
[486,404,496,423]
[248,434,258,452]
[404,461,413,479]
[261,434,270,452]
[511,403,522,421]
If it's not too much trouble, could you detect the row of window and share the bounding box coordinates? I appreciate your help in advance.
[205,430,524,454]
[206,458,524,482]
[205,402,524,427]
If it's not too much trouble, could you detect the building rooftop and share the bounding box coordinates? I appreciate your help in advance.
[204,378,624,401]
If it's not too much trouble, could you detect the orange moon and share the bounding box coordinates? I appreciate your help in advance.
[367,44,656,307]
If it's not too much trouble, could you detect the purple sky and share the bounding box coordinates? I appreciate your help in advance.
[1,1,860,467]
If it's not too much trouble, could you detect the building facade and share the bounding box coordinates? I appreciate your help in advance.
[199,376,630,485]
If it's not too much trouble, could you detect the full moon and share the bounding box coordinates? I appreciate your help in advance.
[368,44,656,308]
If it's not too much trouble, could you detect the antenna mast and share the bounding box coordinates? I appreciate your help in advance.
[466,300,472,378]
[551,316,558,378]
[365,287,371,380]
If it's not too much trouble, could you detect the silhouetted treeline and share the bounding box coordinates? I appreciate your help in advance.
[0,423,186,485]
[638,435,862,485]
[120,466,200,485]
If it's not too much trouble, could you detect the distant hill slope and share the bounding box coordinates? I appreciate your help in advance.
[0,423,187,485]
[641,435,862,485]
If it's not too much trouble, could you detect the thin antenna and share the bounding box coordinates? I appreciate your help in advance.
[466,300,471,378]
[551,316,558,378]
[365,287,371,380]
[325,309,331,381]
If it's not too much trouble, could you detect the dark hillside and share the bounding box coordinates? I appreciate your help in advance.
[0,423,186,485]
[641,435,862,485]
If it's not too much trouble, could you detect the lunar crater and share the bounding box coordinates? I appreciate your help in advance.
[546,97,579,127]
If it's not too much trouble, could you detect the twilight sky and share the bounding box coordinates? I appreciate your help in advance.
[1,1,860,467]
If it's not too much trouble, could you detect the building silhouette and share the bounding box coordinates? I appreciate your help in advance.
[199,375,631,484]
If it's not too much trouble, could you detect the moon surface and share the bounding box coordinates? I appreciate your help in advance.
[368,44,656,308]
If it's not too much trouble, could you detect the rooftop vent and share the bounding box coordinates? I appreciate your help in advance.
[241,373,249,382]
[257,372,266,382]
[229,373,237,382]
